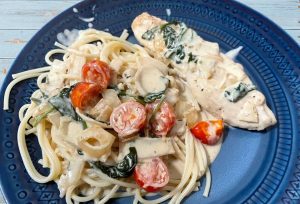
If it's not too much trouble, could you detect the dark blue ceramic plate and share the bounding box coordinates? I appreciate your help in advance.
[1,0,300,203]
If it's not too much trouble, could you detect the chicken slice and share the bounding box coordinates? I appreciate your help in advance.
[131,12,276,130]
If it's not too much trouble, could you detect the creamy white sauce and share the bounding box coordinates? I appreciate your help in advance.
[136,68,166,95]
[203,136,223,164]
[166,8,171,16]
[78,16,95,23]
[131,13,277,131]
[225,46,243,60]
[135,57,168,96]
[57,29,79,46]
[167,158,184,179]
[73,7,78,13]
[56,159,84,197]
[118,137,175,160]
[238,101,258,123]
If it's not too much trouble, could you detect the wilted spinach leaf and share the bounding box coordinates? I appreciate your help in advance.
[91,147,137,178]
[224,82,256,102]
[48,85,87,129]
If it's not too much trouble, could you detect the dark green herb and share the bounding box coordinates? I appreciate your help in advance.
[224,82,256,102]
[149,95,166,122]
[77,149,84,155]
[141,26,159,40]
[133,96,145,105]
[60,84,76,98]
[32,107,55,127]
[174,45,185,64]
[142,21,192,64]
[164,48,176,59]
[161,23,188,63]
[78,117,88,129]
[160,21,179,30]
[109,86,144,105]
[118,90,145,105]
[164,44,186,63]
[91,147,137,178]
[110,86,167,104]
[48,85,87,129]
[144,90,165,103]
[188,52,197,63]
[177,22,188,41]
[49,94,77,119]
[162,25,177,49]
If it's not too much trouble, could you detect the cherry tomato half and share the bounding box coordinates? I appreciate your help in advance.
[70,82,101,110]
[190,120,224,145]
[82,59,111,90]
[134,157,169,192]
[146,101,176,137]
[110,101,146,139]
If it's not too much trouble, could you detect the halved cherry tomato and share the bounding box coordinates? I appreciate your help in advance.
[70,82,101,110]
[134,157,169,192]
[82,59,111,90]
[190,120,224,145]
[110,101,146,139]
[146,101,176,137]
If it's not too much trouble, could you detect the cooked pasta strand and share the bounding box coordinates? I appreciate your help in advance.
[4,28,216,204]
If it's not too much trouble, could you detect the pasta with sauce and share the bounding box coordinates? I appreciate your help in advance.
[3,13,275,204]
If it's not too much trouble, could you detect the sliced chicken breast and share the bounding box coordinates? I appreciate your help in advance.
[132,12,276,130]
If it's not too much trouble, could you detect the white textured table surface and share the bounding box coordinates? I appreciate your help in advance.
[0,0,299,203]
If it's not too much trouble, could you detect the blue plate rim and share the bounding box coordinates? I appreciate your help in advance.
[0,0,299,204]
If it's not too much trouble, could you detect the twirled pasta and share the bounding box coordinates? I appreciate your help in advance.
[3,28,221,204]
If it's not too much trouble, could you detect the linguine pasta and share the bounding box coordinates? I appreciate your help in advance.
[3,28,219,204]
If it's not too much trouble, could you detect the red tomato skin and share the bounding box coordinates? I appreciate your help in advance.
[190,120,224,145]
[110,101,147,138]
[133,157,169,192]
[82,59,111,90]
[70,82,101,110]
[133,171,159,192]
[146,101,176,137]
[190,121,209,144]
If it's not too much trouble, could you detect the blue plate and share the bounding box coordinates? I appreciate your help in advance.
[1,0,300,203]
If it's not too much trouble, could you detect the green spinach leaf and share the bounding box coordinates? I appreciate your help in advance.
[142,21,197,64]
[224,82,256,102]
[110,86,166,104]
[160,21,179,30]
[60,84,76,98]
[177,22,188,41]
[162,26,177,49]
[48,85,87,129]
[161,22,188,63]
[173,45,185,63]
[144,90,165,103]
[77,149,84,156]
[188,52,197,63]
[149,94,166,122]
[110,86,145,105]
[91,147,137,178]
[141,26,159,40]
